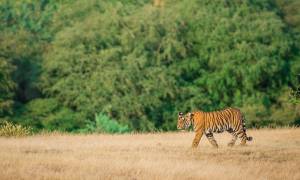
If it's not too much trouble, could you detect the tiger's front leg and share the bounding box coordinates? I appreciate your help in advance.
[192,130,204,148]
[205,132,219,148]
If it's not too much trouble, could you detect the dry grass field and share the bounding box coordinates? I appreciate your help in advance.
[0,128,300,180]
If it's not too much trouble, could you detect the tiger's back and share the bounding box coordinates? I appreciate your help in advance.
[202,108,244,133]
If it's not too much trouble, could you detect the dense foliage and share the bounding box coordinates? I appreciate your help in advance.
[0,0,299,132]
[80,113,131,134]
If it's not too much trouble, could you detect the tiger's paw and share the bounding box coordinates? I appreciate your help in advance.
[191,145,198,149]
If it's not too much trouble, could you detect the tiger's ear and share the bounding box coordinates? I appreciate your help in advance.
[178,112,183,116]
[191,113,194,117]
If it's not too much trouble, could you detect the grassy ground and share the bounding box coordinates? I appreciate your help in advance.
[0,128,299,180]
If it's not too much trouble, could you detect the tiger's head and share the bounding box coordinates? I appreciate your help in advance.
[177,112,194,130]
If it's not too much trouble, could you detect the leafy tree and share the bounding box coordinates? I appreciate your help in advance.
[41,0,299,130]
[1,0,299,131]
[80,113,131,134]
[290,85,300,104]
[0,0,56,116]
[13,98,85,132]
[0,59,15,117]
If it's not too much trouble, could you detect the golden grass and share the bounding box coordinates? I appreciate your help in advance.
[0,128,300,180]
[0,121,32,137]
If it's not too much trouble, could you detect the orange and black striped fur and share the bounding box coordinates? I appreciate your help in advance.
[177,108,252,148]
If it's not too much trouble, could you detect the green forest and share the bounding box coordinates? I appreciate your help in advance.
[0,0,299,133]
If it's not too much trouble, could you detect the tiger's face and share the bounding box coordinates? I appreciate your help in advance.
[177,112,193,130]
[185,112,194,124]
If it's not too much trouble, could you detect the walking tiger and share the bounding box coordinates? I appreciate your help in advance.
[177,108,252,148]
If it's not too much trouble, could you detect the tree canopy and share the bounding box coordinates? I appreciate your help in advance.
[0,0,299,132]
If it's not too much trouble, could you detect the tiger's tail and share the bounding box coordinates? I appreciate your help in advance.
[242,113,253,141]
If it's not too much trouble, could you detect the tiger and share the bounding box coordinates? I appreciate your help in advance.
[177,107,252,148]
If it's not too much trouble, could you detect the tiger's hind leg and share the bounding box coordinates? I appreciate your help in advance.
[236,128,248,146]
[240,134,247,146]
[227,129,237,147]
[205,132,218,148]
[239,131,253,146]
